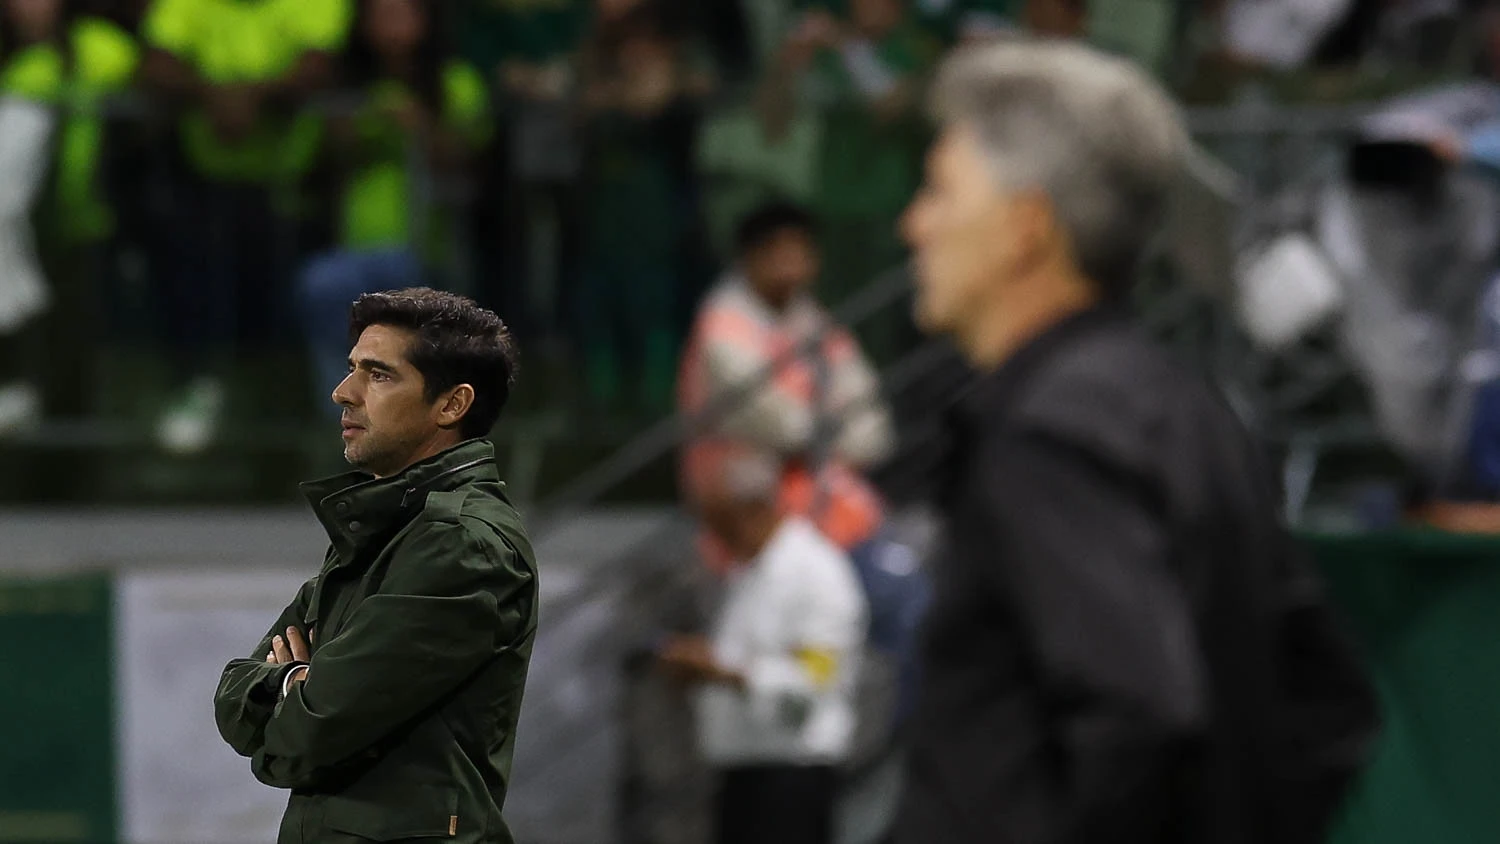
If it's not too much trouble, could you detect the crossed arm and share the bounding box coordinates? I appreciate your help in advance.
[213,577,319,761]
[213,520,533,791]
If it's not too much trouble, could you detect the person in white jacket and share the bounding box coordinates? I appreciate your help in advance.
[659,451,868,844]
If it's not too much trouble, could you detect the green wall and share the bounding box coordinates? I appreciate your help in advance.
[1311,532,1500,844]
[0,575,115,844]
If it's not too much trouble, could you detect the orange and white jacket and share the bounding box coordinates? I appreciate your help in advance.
[678,273,894,567]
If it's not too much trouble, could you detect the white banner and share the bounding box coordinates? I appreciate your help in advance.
[115,569,310,844]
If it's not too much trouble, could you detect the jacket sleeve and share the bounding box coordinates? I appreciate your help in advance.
[214,576,320,758]
[980,433,1206,844]
[252,518,533,790]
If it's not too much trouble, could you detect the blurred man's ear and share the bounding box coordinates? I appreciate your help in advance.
[1002,188,1061,279]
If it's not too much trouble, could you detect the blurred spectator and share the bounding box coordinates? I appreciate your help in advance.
[1415,15,1500,498]
[1085,0,1180,74]
[696,63,823,258]
[1213,0,1475,95]
[679,202,893,566]
[997,0,1178,76]
[952,0,1021,41]
[679,203,930,727]
[79,0,151,31]
[297,0,492,416]
[460,0,588,354]
[773,0,938,356]
[0,105,51,438]
[895,0,1018,43]
[1325,0,1470,73]
[736,0,807,73]
[661,0,754,85]
[1023,0,1086,38]
[0,0,138,432]
[576,0,713,412]
[658,450,867,844]
[1217,0,1353,71]
[460,0,587,105]
[140,0,350,453]
[1458,277,1500,498]
[2,0,137,244]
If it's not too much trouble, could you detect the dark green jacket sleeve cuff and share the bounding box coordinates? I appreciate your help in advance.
[215,661,303,757]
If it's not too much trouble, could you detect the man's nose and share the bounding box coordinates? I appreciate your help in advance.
[331,373,357,408]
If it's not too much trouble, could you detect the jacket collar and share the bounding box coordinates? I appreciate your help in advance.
[954,305,1126,428]
[300,439,499,560]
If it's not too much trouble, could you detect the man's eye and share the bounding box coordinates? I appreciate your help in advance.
[371,371,391,383]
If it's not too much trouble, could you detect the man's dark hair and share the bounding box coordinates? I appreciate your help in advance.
[734,201,819,258]
[349,288,519,439]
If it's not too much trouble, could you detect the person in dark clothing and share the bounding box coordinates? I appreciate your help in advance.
[575,0,712,411]
[214,288,538,844]
[891,41,1380,844]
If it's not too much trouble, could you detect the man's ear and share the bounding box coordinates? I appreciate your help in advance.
[435,384,476,430]
[1007,188,1062,278]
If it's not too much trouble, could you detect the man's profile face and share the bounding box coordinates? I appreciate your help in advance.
[901,124,1025,335]
[333,324,444,477]
[746,228,820,310]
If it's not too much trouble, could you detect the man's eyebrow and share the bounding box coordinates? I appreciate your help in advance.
[349,357,400,374]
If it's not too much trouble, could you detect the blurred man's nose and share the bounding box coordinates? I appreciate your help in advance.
[899,201,922,247]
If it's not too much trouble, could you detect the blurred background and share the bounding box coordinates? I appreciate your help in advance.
[7,0,1500,842]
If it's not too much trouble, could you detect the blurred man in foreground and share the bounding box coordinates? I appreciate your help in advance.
[660,451,867,844]
[214,288,538,844]
[893,42,1379,844]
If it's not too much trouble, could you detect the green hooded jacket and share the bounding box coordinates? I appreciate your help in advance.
[214,439,538,844]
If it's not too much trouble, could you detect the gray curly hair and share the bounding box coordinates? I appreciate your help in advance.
[929,40,1188,296]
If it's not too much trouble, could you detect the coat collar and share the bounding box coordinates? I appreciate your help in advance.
[300,439,500,560]
[953,305,1126,428]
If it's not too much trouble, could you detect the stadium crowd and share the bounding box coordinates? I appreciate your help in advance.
[5,3,1500,843]
[3,0,1492,460]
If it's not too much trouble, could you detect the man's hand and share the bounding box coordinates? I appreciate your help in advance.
[266,626,314,689]
[657,635,744,688]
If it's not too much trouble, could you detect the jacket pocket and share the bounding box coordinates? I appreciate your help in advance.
[321,787,461,841]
